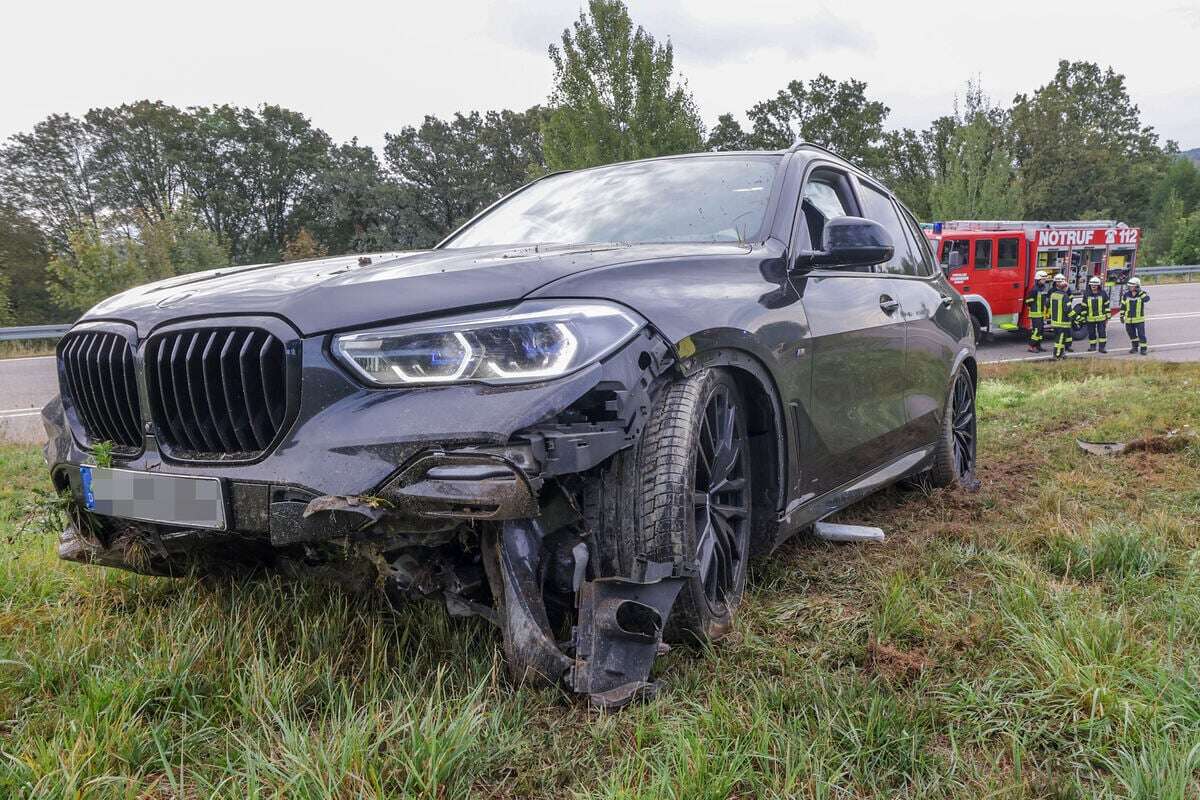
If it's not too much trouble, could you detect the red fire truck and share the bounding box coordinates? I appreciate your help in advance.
[926,220,1141,341]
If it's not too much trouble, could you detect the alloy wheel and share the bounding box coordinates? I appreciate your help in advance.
[951,372,977,479]
[692,386,750,610]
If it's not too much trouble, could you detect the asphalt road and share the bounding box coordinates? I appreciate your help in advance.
[0,354,58,445]
[2,282,1198,445]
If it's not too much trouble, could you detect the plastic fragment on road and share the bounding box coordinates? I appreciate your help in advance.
[812,522,886,543]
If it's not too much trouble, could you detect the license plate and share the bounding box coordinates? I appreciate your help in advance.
[79,466,226,530]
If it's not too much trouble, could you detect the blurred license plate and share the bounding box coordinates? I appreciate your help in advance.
[79,466,226,530]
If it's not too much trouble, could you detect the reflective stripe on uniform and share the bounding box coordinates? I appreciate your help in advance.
[1122,293,1147,323]
[1048,290,1073,329]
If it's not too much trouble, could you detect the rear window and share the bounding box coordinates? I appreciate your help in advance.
[858,182,920,276]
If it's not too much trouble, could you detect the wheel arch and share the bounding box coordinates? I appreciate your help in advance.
[676,346,787,555]
[962,294,993,330]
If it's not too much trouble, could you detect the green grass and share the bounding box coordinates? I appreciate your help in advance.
[2,360,1200,798]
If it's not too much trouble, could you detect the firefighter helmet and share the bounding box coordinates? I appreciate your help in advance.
[1035,270,1049,281]
[1127,276,1142,287]
[1088,276,1102,287]
[1053,273,1067,284]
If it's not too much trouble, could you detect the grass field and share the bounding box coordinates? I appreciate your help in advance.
[2,360,1199,799]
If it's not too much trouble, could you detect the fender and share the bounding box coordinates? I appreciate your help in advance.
[950,347,977,388]
[961,294,993,329]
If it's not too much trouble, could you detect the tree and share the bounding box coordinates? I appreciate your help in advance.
[298,140,420,254]
[743,75,890,170]
[880,128,935,219]
[47,207,228,315]
[929,81,1021,220]
[706,113,752,152]
[237,105,333,260]
[0,203,58,322]
[1169,211,1200,265]
[1011,61,1166,222]
[542,0,704,170]
[385,108,546,241]
[173,105,256,261]
[0,272,12,326]
[175,104,333,263]
[0,114,101,249]
[281,228,326,261]
[86,101,188,221]
[1141,189,1185,265]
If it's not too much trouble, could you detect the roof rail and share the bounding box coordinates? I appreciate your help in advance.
[788,140,846,160]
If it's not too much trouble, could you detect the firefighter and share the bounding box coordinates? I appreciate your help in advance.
[1047,272,1074,359]
[1025,270,1051,352]
[1082,275,1110,353]
[1121,276,1150,355]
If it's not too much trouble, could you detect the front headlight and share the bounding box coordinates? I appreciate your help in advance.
[333,300,645,386]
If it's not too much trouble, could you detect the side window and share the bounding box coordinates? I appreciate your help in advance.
[998,237,1020,268]
[940,239,970,268]
[974,239,993,269]
[897,206,936,277]
[799,176,848,250]
[802,180,847,220]
[858,182,918,276]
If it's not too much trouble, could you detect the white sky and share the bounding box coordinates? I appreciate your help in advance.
[3,0,1197,151]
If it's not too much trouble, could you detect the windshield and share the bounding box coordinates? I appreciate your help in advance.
[442,155,781,249]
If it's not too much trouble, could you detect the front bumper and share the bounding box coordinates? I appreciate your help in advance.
[47,322,682,707]
[45,322,674,546]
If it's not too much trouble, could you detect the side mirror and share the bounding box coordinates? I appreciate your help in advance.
[947,250,963,269]
[794,216,894,272]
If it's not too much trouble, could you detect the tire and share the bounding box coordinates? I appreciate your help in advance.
[582,368,752,643]
[924,364,979,490]
[971,314,989,345]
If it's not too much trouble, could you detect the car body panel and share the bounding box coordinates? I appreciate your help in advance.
[82,242,751,338]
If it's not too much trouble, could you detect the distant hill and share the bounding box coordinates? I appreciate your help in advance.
[1184,147,1200,164]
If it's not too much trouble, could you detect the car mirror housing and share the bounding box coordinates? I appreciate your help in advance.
[794,216,894,272]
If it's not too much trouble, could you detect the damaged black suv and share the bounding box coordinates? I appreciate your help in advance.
[44,143,977,706]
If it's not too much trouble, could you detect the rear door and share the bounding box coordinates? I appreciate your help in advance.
[795,165,909,496]
[856,179,958,450]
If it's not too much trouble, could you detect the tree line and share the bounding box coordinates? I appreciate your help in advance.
[2,0,1198,324]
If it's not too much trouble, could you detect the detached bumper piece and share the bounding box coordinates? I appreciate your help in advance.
[488,519,685,710]
[570,563,685,709]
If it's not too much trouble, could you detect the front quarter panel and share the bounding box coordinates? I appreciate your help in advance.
[529,242,813,495]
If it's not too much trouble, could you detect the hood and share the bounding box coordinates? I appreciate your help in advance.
[81,242,748,337]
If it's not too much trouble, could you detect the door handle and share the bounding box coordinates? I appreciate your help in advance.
[879,295,900,314]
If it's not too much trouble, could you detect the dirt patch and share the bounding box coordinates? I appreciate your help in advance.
[863,637,930,684]
[1124,434,1194,453]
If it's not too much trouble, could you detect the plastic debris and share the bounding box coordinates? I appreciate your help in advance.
[812,522,886,543]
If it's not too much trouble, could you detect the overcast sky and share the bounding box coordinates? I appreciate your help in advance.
[3,0,1197,152]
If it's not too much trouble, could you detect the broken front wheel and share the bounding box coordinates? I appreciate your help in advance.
[583,368,753,643]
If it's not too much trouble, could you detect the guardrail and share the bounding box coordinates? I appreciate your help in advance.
[1136,265,1200,276]
[0,324,72,342]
